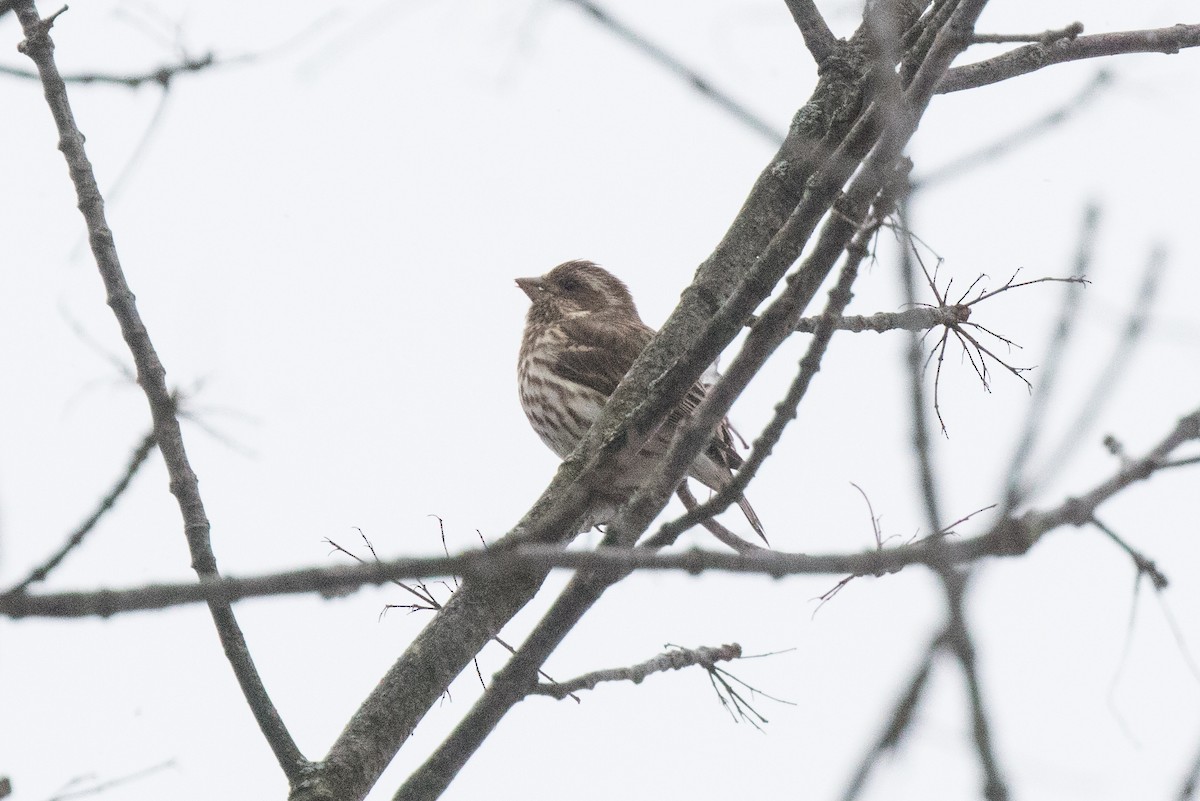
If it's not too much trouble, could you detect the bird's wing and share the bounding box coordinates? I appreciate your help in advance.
[554,314,745,469]
[552,315,654,397]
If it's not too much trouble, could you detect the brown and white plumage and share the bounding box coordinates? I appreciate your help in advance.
[516,259,766,541]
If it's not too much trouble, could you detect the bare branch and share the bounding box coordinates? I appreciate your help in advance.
[5,404,1195,622]
[46,760,176,801]
[557,0,784,145]
[1091,516,1168,590]
[1179,731,1200,800]
[898,199,944,529]
[785,0,838,65]
[915,70,1111,188]
[790,303,971,333]
[1003,205,1098,509]
[4,429,156,594]
[675,484,767,553]
[10,0,305,780]
[658,205,883,542]
[0,52,215,87]
[528,643,742,699]
[971,21,1083,45]
[938,23,1200,94]
[841,633,943,801]
[941,570,1009,801]
[1031,245,1167,490]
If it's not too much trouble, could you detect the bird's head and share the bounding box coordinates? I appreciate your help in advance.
[516,260,639,324]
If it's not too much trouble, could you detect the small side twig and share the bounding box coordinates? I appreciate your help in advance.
[841,633,944,801]
[556,0,784,145]
[941,569,1009,801]
[4,429,156,594]
[915,70,1111,189]
[674,484,766,554]
[1002,204,1098,509]
[1091,516,1168,590]
[971,22,1084,45]
[45,759,176,801]
[327,527,576,700]
[1030,244,1167,492]
[528,643,742,699]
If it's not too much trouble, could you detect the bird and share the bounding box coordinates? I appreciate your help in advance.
[515,259,766,542]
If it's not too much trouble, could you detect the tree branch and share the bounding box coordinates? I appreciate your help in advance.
[785,0,838,65]
[527,643,743,699]
[558,0,783,145]
[971,21,1083,45]
[941,570,1009,800]
[4,403,1194,622]
[10,1,305,782]
[938,23,1200,94]
[4,429,156,594]
[0,52,215,87]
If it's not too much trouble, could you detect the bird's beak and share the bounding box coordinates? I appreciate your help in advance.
[515,276,545,301]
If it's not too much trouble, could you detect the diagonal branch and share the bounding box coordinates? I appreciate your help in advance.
[841,632,944,801]
[4,429,156,594]
[941,569,1009,800]
[657,205,883,541]
[558,0,784,145]
[10,0,305,781]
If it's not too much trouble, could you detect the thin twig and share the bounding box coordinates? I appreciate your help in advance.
[971,22,1083,45]
[4,429,156,594]
[1091,516,1168,590]
[557,0,783,145]
[657,209,881,542]
[841,633,944,801]
[898,199,943,534]
[46,760,176,801]
[1180,732,1200,801]
[915,70,1111,188]
[1002,204,1098,510]
[674,484,766,553]
[941,569,1009,800]
[527,643,742,699]
[1031,245,1167,490]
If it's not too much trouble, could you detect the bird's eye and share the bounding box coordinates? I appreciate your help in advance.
[558,277,581,293]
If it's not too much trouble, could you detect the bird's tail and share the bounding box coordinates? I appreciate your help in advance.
[737,495,768,545]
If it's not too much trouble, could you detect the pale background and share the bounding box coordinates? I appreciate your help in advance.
[1,1,1198,799]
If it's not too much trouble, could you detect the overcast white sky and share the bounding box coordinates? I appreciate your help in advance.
[2,1,1199,799]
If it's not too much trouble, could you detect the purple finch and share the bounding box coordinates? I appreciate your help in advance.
[516,260,765,541]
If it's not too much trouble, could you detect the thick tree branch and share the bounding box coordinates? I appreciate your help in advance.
[299,13,939,799]
[10,1,305,782]
[938,23,1200,94]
